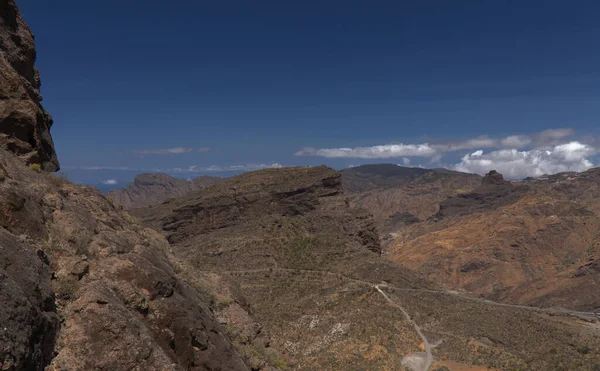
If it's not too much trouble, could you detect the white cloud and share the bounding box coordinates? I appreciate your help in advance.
[174,163,284,172]
[432,136,498,152]
[532,128,574,148]
[402,157,411,165]
[295,144,438,158]
[454,141,596,178]
[69,163,286,174]
[134,147,193,155]
[81,166,137,171]
[198,147,211,152]
[295,128,579,159]
[101,179,118,185]
[500,135,531,148]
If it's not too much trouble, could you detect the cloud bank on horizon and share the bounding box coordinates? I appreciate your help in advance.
[295,128,598,177]
[74,163,284,174]
[133,147,210,155]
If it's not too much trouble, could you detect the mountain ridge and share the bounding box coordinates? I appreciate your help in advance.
[107,173,224,209]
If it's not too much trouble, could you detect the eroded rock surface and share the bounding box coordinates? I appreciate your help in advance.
[0,148,247,370]
[0,0,58,171]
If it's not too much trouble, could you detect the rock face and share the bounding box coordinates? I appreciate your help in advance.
[0,0,58,171]
[0,228,58,370]
[481,170,505,185]
[0,147,247,370]
[107,173,223,209]
[434,170,529,219]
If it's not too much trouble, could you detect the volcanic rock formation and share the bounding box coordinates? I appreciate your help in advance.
[0,0,58,171]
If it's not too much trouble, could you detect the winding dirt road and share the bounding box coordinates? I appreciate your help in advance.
[375,285,433,371]
[222,266,598,370]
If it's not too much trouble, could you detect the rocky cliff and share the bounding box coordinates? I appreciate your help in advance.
[340,164,482,234]
[0,0,58,171]
[107,173,223,209]
[0,147,248,370]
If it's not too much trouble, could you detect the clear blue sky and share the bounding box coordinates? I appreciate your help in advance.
[18,0,600,190]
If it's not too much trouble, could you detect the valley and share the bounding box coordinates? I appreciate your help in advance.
[2,1,600,369]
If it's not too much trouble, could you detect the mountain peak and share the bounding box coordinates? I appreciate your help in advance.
[482,170,505,185]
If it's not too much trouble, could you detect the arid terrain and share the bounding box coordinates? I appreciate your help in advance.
[340,165,482,236]
[386,169,600,312]
[2,1,600,370]
[107,173,223,209]
[131,165,600,370]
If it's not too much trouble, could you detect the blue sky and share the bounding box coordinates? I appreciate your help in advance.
[18,0,600,190]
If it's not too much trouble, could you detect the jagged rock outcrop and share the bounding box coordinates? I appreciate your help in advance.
[0,0,58,171]
[481,169,505,185]
[434,170,529,219]
[107,173,223,210]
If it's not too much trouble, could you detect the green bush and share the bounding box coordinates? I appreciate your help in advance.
[29,163,42,172]
[272,359,288,370]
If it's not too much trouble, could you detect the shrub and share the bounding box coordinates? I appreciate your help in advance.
[576,344,591,354]
[54,276,79,300]
[46,173,68,187]
[272,359,288,370]
[30,163,42,173]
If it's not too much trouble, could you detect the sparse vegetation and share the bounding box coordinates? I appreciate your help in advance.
[44,220,93,257]
[216,296,233,309]
[577,344,591,355]
[272,359,288,370]
[54,275,79,300]
[29,163,42,172]
[45,172,69,187]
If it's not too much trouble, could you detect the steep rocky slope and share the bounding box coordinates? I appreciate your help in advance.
[340,164,481,234]
[390,169,600,311]
[107,173,223,209]
[134,166,600,370]
[0,0,58,171]
[0,147,248,370]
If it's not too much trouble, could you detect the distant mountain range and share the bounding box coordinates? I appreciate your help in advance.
[341,164,600,312]
[107,173,224,209]
[340,164,482,234]
[106,164,600,313]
